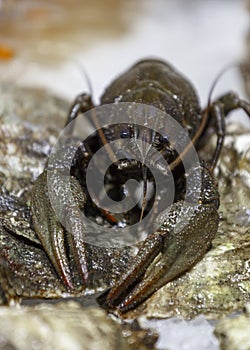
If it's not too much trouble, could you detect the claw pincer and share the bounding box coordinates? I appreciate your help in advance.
[101,165,219,311]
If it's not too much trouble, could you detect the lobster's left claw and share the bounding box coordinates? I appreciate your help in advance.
[99,166,220,312]
[101,202,219,311]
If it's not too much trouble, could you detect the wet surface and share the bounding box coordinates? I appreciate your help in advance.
[0,83,249,350]
[0,301,158,350]
[215,303,250,350]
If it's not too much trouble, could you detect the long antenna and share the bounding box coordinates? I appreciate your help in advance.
[206,62,240,171]
[73,60,94,97]
[207,63,239,109]
[168,62,240,172]
[74,60,118,163]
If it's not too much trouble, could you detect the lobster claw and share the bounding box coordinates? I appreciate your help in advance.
[98,166,219,312]
[31,171,89,290]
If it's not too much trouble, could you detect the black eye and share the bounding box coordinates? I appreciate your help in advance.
[120,130,130,138]
[159,134,169,144]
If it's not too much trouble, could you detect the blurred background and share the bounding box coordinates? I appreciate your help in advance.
[0,0,249,109]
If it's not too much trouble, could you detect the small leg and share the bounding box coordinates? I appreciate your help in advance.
[65,93,95,136]
[207,102,225,172]
[206,92,250,171]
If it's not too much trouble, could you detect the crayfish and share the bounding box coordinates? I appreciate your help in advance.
[2,59,250,311]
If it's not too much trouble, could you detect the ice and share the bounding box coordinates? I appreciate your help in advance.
[141,316,219,350]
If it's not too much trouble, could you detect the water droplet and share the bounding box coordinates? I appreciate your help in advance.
[114,95,123,103]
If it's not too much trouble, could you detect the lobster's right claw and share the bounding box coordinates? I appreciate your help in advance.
[31,171,88,290]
